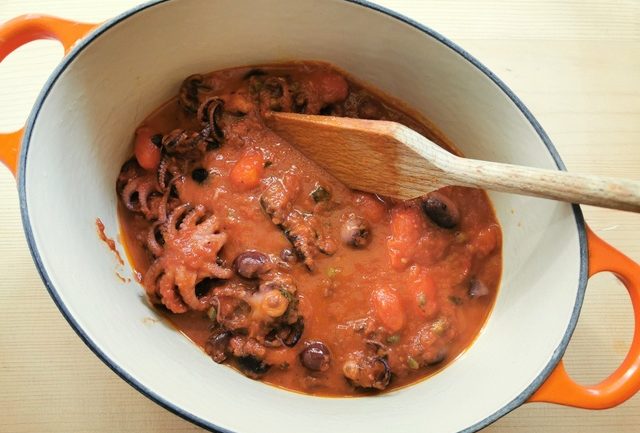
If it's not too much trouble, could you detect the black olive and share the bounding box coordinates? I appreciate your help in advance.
[237,356,270,377]
[150,134,163,147]
[205,331,231,363]
[422,192,460,229]
[191,167,208,183]
[234,251,270,279]
[340,214,370,248]
[299,341,331,372]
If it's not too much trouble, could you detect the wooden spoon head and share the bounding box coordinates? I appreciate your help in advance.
[265,112,450,200]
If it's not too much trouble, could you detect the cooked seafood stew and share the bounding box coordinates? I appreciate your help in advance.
[117,62,502,396]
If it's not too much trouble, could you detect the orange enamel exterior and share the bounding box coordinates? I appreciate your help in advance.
[530,226,640,408]
[0,15,95,176]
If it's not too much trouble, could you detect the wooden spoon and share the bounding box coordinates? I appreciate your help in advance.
[265,112,640,212]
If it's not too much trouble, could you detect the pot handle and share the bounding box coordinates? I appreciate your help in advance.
[0,15,96,177]
[529,225,640,408]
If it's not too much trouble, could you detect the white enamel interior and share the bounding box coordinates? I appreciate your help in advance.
[22,1,582,432]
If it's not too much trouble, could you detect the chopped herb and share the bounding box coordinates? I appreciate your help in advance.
[310,185,331,203]
[417,292,427,308]
[326,267,342,278]
[454,231,468,243]
[386,335,400,345]
[449,295,463,305]
[407,356,420,370]
[207,306,217,322]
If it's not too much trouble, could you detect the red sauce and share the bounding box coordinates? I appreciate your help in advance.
[116,62,502,396]
[96,218,124,266]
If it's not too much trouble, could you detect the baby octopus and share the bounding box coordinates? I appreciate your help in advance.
[143,204,232,313]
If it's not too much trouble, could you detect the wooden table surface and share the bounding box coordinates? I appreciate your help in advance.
[1,1,639,432]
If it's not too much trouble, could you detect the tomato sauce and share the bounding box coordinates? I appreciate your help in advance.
[116,62,502,396]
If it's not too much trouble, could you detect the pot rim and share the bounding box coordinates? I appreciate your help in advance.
[16,1,589,432]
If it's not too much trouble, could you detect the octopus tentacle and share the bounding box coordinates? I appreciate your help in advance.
[142,261,164,300]
[157,155,171,192]
[162,128,205,157]
[179,74,211,114]
[116,157,142,195]
[146,188,170,223]
[146,221,165,257]
[213,285,252,301]
[203,260,233,280]
[121,177,143,213]
[166,203,193,237]
[156,189,173,223]
[175,266,204,311]
[121,174,159,221]
[259,76,292,113]
[180,204,206,230]
[193,214,219,233]
[197,97,225,141]
[157,271,189,313]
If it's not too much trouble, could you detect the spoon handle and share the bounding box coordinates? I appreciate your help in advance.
[445,156,640,212]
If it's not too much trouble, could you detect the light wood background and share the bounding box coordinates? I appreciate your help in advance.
[0,1,639,432]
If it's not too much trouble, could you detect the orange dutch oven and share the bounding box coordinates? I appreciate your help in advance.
[1,2,639,432]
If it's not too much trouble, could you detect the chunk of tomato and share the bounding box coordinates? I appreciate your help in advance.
[387,206,422,270]
[355,193,387,223]
[310,72,349,105]
[371,287,405,333]
[229,149,265,191]
[134,126,161,170]
[471,224,500,257]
